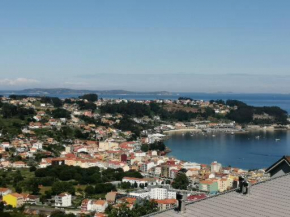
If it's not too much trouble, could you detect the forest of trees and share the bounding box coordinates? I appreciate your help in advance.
[226,100,288,124]
[79,93,98,102]
[141,141,166,152]
[0,103,35,119]
[105,199,158,217]
[51,108,71,119]
[35,165,143,185]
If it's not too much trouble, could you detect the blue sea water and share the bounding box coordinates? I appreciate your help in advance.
[165,131,290,170]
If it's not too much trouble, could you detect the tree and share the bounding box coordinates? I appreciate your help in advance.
[15,186,22,193]
[85,185,95,196]
[105,199,158,217]
[133,181,138,188]
[79,94,98,102]
[29,166,37,172]
[141,144,149,152]
[50,211,75,217]
[172,173,189,190]
[51,182,75,195]
[23,178,40,195]
[51,108,71,119]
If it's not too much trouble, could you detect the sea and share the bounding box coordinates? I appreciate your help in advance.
[2,92,290,169]
[164,131,290,170]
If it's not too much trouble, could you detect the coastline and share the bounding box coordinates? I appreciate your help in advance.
[163,126,290,135]
[163,128,202,134]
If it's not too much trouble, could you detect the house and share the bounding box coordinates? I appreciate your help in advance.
[3,193,24,208]
[0,188,12,196]
[55,193,72,207]
[211,161,222,173]
[81,199,108,213]
[265,155,290,178]
[12,161,27,168]
[105,192,118,204]
[155,199,178,211]
[199,180,219,194]
[22,194,40,205]
[92,200,108,213]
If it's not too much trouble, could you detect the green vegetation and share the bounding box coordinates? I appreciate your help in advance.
[141,141,166,152]
[0,103,35,119]
[35,165,142,185]
[105,199,158,217]
[226,100,288,124]
[172,173,189,190]
[51,108,71,119]
[101,102,152,117]
[50,211,76,217]
[79,93,98,102]
[76,100,96,111]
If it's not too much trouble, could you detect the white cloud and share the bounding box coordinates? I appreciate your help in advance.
[0,78,40,86]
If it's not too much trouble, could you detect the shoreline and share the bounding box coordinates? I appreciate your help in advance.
[163,126,289,135]
[163,128,202,134]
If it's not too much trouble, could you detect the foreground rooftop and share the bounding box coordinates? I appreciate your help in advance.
[148,173,290,217]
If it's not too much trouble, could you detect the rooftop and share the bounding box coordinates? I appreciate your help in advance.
[148,173,290,217]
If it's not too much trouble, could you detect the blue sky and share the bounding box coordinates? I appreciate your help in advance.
[0,0,290,93]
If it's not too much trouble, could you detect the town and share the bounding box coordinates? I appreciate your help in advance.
[0,94,288,217]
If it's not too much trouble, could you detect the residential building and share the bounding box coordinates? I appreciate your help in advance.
[155,199,178,211]
[211,161,222,173]
[199,180,219,194]
[0,188,12,196]
[149,187,176,200]
[3,193,24,208]
[55,193,72,207]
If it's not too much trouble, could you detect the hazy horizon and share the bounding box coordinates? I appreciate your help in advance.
[1,1,290,93]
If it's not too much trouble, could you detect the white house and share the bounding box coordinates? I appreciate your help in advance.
[32,142,43,150]
[55,193,72,207]
[0,188,12,196]
[1,142,11,149]
[91,200,108,213]
[211,161,222,173]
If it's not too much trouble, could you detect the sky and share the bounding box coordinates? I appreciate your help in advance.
[0,0,290,93]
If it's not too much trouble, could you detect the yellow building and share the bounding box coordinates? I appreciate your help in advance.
[3,193,24,208]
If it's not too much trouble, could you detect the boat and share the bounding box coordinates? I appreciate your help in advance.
[275,138,280,141]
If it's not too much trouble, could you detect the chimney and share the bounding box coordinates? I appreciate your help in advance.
[242,181,251,195]
[181,192,186,213]
[237,176,251,195]
[177,192,186,213]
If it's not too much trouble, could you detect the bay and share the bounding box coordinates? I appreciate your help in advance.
[165,130,290,170]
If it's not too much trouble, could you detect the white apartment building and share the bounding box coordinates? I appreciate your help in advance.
[55,193,72,207]
[149,187,176,200]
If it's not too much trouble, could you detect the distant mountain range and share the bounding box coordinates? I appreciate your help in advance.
[0,88,172,96]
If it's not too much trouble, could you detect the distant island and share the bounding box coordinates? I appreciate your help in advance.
[0,88,172,96]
